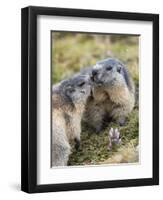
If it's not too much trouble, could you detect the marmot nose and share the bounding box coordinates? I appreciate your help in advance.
[92,69,98,77]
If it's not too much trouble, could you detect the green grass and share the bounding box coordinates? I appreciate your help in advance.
[52,32,139,165]
[68,110,139,165]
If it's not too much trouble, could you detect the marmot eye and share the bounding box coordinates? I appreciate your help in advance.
[117,67,122,73]
[78,82,85,87]
[106,66,112,71]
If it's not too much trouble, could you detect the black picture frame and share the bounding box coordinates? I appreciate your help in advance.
[21,6,159,193]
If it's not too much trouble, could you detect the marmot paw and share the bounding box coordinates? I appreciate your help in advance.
[74,138,80,150]
[95,124,104,134]
[116,116,126,126]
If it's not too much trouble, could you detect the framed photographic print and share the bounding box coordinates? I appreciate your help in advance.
[21,6,159,193]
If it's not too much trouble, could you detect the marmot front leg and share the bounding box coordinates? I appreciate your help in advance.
[84,103,105,133]
[72,116,82,150]
[116,116,127,126]
[109,88,135,126]
[110,106,128,126]
[74,138,80,150]
[73,128,81,150]
[66,114,82,150]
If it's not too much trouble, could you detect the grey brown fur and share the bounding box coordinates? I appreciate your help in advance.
[52,75,91,166]
[82,58,135,132]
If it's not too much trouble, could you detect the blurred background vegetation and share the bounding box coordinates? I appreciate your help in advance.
[52,31,139,166]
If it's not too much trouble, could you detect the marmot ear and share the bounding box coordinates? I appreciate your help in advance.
[121,65,132,90]
[117,66,122,73]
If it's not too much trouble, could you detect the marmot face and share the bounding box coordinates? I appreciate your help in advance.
[91,58,129,90]
[62,75,91,104]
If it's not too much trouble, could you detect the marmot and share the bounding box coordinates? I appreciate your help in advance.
[82,58,135,132]
[52,75,91,166]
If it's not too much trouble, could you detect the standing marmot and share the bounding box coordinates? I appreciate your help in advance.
[82,58,135,132]
[52,75,91,166]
